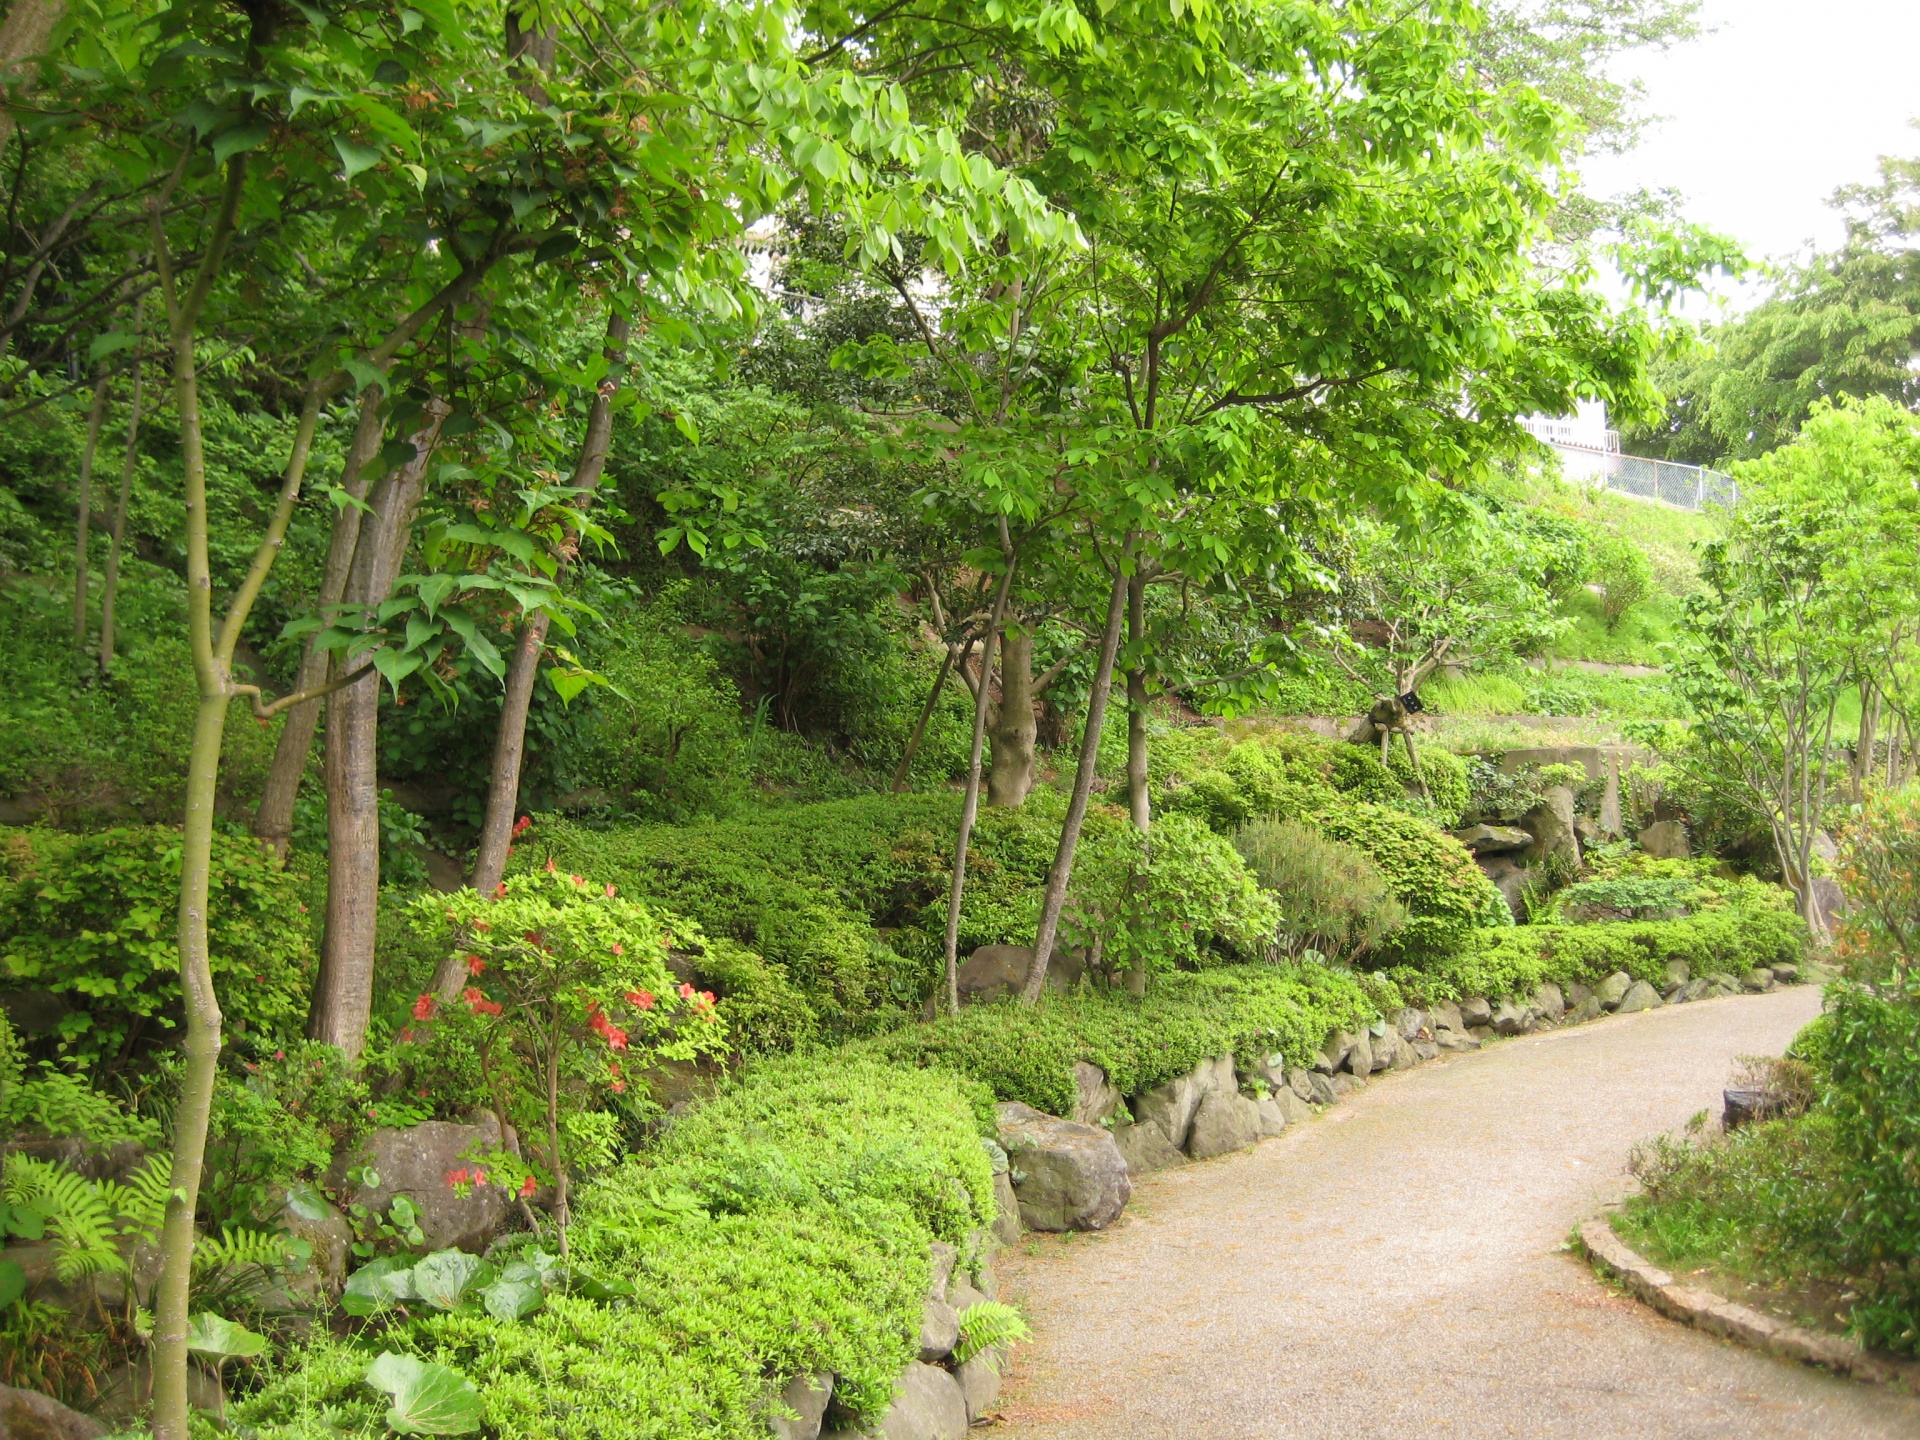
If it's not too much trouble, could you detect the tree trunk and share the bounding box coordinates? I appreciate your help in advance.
[309,402,447,1057]
[253,393,387,857]
[461,313,630,927]
[892,641,957,792]
[1020,548,1133,1006]
[70,368,109,645]
[1852,680,1878,800]
[1123,573,1151,994]
[0,0,64,157]
[987,624,1037,807]
[943,556,1016,1015]
[98,325,144,673]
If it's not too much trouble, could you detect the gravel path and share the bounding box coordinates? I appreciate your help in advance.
[993,987,1920,1439]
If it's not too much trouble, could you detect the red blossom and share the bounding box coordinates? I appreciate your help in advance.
[467,955,486,975]
[273,1050,286,1060]
[494,883,509,898]
[627,989,655,1010]
[604,883,617,897]
[610,1079,627,1093]
[520,1174,537,1198]
[678,982,695,999]
[544,858,557,872]
[411,993,436,1021]
[446,1168,471,1187]
[462,987,503,1017]
[512,815,532,838]
[572,874,584,886]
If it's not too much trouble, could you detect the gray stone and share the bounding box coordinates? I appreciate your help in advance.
[834,1362,969,1440]
[1434,1029,1481,1052]
[1568,995,1604,1024]
[1382,1031,1417,1070]
[1188,1089,1263,1159]
[919,1298,960,1361]
[1412,1039,1440,1062]
[1490,1000,1530,1036]
[1743,967,1775,993]
[1255,1053,1289,1094]
[1811,876,1848,931]
[1522,785,1581,869]
[1475,854,1530,921]
[1638,819,1690,860]
[1671,977,1711,1004]
[1811,829,1839,864]
[1112,1116,1186,1174]
[1275,1088,1314,1123]
[1771,963,1799,984]
[1395,1008,1426,1040]
[995,1102,1131,1231]
[1314,1032,1353,1075]
[274,1186,352,1295]
[949,1278,988,1315]
[1466,1025,1492,1043]
[1564,981,1593,1006]
[990,1170,1021,1245]
[1594,972,1633,1010]
[926,1241,957,1303]
[1430,1001,1464,1033]
[1707,971,1740,991]
[1452,823,1533,854]
[1664,959,1691,988]
[1071,1061,1122,1126]
[1344,1032,1374,1077]
[1305,1071,1338,1106]
[1573,815,1605,848]
[1457,996,1493,1027]
[769,1373,834,1440]
[1724,1087,1794,1130]
[955,1352,1002,1424]
[326,1117,511,1254]
[0,1383,106,1439]
[1252,1092,1290,1138]
[1327,1073,1356,1097]
[1130,1073,1202,1150]
[1616,979,1661,1013]
[955,945,1083,1004]
[1286,1065,1316,1103]
[1532,983,1565,1022]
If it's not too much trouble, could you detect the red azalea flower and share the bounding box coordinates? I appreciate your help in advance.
[467,955,486,975]
[273,1049,286,1060]
[519,1174,537,1198]
[604,883,617,897]
[678,982,695,999]
[446,1168,470,1187]
[474,1169,488,1187]
[544,858,557,873]
[610,1079,627,1093]
[412,993,436,1021]
[627,989,655,1010]
[512,815,532,837]
[572,874,584,886]
[610,942,624,956]
[493,882,509,898]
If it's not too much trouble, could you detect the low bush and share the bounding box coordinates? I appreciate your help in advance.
[1385,744,1470,827]
[859,962,1393,1115]
[1232,819,1407,963]
[234,1058,996,1439]
[0,825,315,1070]
[1308,803,1511,965]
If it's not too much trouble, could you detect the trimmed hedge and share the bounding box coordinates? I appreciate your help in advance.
[858,962,1394,1115]
[1310,803,1512,963]
[235,1058,996,1439]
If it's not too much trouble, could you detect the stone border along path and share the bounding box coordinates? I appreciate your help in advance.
[989,985,1920,1440]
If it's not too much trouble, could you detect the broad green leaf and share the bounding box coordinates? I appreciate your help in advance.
[284,1183,332,1224]
[364,1352,482,1436]
[479,1272,543,1321]
[186,1311,268,1361]
[414,573,458,618]
[334,137,383,181]
[341,1256,416,1317]
[210,124,270,165]
[411,1249,493,1311]
[88,332,137,362]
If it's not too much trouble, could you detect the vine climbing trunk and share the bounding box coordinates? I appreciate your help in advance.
[460,312,631,944]
[943,543,1017,1015]
[1021,542,1134,1006]
[99,310,144,674]
[310,401,448,1057]
[69,368,110,646]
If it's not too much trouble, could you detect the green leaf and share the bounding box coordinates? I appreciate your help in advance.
[341,1257,415,1317]
[374,647,423,696]
[88,332,138,363]
[334,137,383,181]
[411,1249,492,1311]
[533,232,578,264]
[210,124,270,166]
[364,1352,483,1436]
[283,1183,332,1224]
[4,1206,45,1241]
[186,1311,268,1362]
[479,1272,543,1321]
[0,1260,25,1310]
[414,573,458,618]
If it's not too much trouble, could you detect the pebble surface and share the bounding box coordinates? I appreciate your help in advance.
[995,985,1920,1439]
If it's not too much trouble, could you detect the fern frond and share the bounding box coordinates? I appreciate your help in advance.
[192,1226,295,1276]
[954,1301,1032,1371]
[102,1154,172,1244]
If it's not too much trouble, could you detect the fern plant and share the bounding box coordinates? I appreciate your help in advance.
[954,1301,1031,1372]
[1,1153,171,1283]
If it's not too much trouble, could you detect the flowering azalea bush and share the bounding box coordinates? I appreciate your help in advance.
[407,866,727,1252]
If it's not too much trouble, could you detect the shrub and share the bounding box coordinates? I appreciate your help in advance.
[1835,786,1920,991]
[1307,803,1510,964]
[1231,819,1407,963]
[1593,530,1653,631]
[1155,729,1342,830]
[1385,743,1469,826]
[0,825,314,1070]
[235,1059,996,1439]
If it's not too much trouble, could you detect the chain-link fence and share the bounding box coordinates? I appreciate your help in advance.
[1597,453,1739,511]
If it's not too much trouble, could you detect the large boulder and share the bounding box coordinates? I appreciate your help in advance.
[1252,1092,1291,1138]
[1343,1032,1375,1078]
[1111,1114,1186,1173]
[1521,786,1580,869]
[825,1363,968,1440]
[1615,979,1662,1014]
[1452,823,1532,854]
[769,1374,834,1440]
[954,946,1083,1004]
[326,1117,511,1254]
[1532,982,1565,1023]
[1457,997,1493,1028]
[995,1102,1131,1231]
[954,1353,1002,1424]
[1593,971,1633,1010]
[1186,1089,1262,1160]
[1638,820,1690,860]
[1130,1054,1233,1151]
[0,1383,105,1440]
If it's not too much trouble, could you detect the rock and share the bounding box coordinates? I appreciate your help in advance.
[1313,1032,1352,1075]
[1742,968,1775,993]
[1382,1031,1417,1070]
[1466,1025,1492,1043]
[1430,1001,1464,1033]
[1665,960,1691,988]
[1706,971,1740,991]
[919,1298,960,1361]
[1457,997,1492,1028]
[1671,977,1711,1004]
[987,1147,1022,1245]
[1187,1089,1263,1160]
[1594,972,1632,1010]
[1286,1065,1316,1103]
[1724,1088,1793,1130]
[1564,981,1593,1006]
[954,945,1083,1004]
[1112,1116,1186,1174]
[1638,820,1690,860]
[1253,1092,1290,1138]
[995,1103,1131,1231]
[1811,829,1839,864]
[949,1278,987,1314]
[0,1383,106,1440]
[1327,1073,1356,1097]
[1070,1061,1122,1126]
[1275,1088,1314,1123]
[1573,815,1605,848]
[1475,854,1530,921]
[325,1117,511,1254]
[1811,877,1849,932]
[1395,1008,1426,1040]
[769,1373,834,1440]
[1801,960,1838,985]
[1567,995,1604,1024]
[1490,1000,1530,1036]
[1304,1071,1338,1106]
[1131,1054,1232,1150]
[1616,979,1661,1013]
[1255,1053,1289,1094]
[1344,1032,1374,1077]
[954,1353,1002,1424]
[1434,1029,1481,1052]
[1452,823,1533,854]
[1533,982,1565,1022]
[926,1241,957,1303]
[1521,786,1581,869]
[830,1362,969,1440]
[1412,1039,1440,1062]
[1771,963,1799,984]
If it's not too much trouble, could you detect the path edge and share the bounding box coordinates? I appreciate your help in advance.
[1576,1216,1894,1384]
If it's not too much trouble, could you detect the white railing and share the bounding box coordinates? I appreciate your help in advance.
[1525,423,1738,512]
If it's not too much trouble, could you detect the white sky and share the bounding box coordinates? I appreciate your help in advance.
[1578,0,1920,311]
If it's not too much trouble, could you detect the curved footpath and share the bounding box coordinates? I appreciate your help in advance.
[994,986,1920,1439]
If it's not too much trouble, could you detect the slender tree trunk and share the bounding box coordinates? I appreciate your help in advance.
[1852,680,1878,800]
[70,368,110,645]
[309,402,448,1056]
[1123,573,1151,995]
[1020,545,1133,1006]
[0,0,64,158]
[986,624,1037,807]
[98,323,144,673]
[253,393,386,857]
[461,313,630,924]
[893,641,958,792]
[943,555,1016,1015]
